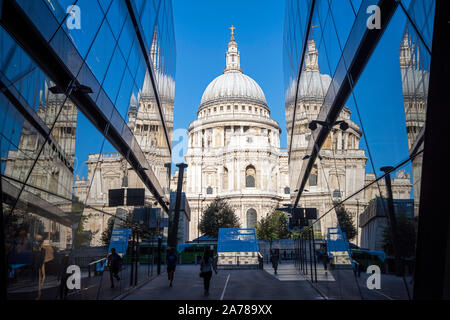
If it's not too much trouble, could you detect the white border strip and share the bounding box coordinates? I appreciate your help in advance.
[220,274,230,300]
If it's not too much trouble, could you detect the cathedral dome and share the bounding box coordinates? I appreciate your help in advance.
[200,71,267,107]
[199,27,267,108]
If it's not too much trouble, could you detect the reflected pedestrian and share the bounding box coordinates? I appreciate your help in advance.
[32,234,45,300]
[271,249,280,274]
[166,247,177,287]
[321,244,329,271]
[107,248,122,288]
[199,249,217,296]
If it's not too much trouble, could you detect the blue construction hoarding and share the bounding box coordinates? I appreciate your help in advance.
[217,228,259,252]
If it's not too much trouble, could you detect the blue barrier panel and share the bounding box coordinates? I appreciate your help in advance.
[217,228,259,252]
[108,228,132,256]
[326,227,354,266]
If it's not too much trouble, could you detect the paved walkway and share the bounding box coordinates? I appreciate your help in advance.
[299,263,413,300]
[123,263,324,300]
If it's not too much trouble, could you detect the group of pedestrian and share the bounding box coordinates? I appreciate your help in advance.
[107,246,218,296]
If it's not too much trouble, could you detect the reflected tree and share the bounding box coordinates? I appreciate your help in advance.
[199,198,240,239]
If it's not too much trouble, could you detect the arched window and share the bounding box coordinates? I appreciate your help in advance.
[222,167,228,190]
[206,186,213,194]
[284,187,290,194]
[246,209,257,228]
[309,165,318,186]
[333,189,341,198]
[245,165,256,188]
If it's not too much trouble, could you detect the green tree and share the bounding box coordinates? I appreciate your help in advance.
[256,210,290,242]
[382,213,416,258]
[73,215,94,248]
[199,198,240,238]
[334,203,357,241]
[71,197,93,248]
[101,217,115,246]
[100,212,156,246]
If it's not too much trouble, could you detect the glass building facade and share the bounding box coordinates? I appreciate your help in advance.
[284,0,447,299]
[1,0,175,299]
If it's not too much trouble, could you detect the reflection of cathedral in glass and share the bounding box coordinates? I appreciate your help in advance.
[3,83,78,249]
[284,37,412,240]
[399,28,429,217]
[74,28,174,246]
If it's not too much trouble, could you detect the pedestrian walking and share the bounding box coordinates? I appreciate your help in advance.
[270,249,280,274]
[107,248,122,288]
[199,249,217,296]
[166,247,177,287]
[321,244,329,271]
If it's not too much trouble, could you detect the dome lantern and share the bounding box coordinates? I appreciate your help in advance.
[199,27,268,108]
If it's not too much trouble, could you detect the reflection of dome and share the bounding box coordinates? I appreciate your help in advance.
[285,39,332,103]
[401,68,429,97]
[298,70,331,98]
[142,70,175,103]
[200,71,267,107]
[399,30,429,98]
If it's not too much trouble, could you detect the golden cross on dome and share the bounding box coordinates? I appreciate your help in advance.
[230,25,236,41]
[311,25,318,38]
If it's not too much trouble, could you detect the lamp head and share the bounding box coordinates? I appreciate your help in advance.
[339,121,349,131]
[308,121,318,131]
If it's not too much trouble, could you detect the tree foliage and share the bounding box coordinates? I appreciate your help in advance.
[73,215,94,248]
[334,203,357,241]
[199,198,240,238]
[100,212,158,246]
[256,210,290,240]
[71,197,94,248]
[101,217,115,246]
[382,213,416,258]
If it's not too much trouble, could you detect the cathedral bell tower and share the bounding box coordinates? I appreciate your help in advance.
[224,25,242,73]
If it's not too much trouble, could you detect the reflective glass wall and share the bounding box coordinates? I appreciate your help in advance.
[284,0,434,299]
[1,0,175,300]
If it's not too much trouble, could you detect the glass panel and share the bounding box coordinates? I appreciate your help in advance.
[62,0,104,59]
[285,0,434,300]
[85,21,116,84]
[3,0,174,301]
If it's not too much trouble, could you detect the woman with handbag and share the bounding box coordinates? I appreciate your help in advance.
[199,249,217,296]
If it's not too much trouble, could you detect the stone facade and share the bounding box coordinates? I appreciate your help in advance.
[184,33,412,244]
[3,87,77,249]
[74,31,174,246]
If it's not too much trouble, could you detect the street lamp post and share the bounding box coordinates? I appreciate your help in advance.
[380,166,403,277]
[356,199,359,247]
[197,193,201,243]
[168,163,188,249]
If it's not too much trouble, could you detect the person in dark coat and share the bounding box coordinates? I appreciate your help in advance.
[271,249,280,274]
[166,247,177,287]
[199,249,217,296]
[107,248,122,288]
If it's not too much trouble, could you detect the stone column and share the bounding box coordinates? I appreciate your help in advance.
[218,166,222,194]
[237,157,241,190]
[344,132,348,150]
[338,131,342,150]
